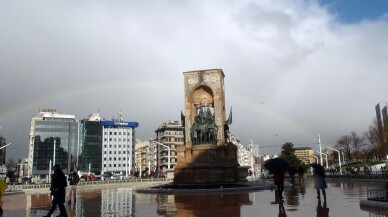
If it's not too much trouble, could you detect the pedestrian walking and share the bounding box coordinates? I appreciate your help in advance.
[273,170,285,199]
[288,166,296,185]
[43,164,68,217]
[312,164,327,200]
[67,171,80,204]
[297,165,305,184]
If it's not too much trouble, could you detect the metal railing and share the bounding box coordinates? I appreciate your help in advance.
[10,177,166,190]
[367,188,388,201]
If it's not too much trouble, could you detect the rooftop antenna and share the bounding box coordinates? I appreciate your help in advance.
[118,110,123,122]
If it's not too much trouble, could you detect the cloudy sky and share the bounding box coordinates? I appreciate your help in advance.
[1,0,387,161]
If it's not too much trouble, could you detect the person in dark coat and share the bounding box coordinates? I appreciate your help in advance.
[273,170,285,199]
[297,165,305,184]
[44,164,68,217]
[313,167,327,200]
[288,166,296,185]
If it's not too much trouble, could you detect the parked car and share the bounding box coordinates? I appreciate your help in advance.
[81,173,97,181]
[101,174,111,181]
[111,174,124,180]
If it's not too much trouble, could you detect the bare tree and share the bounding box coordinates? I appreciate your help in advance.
[6,158,17,169]
[335,135,352,161]
[350,131,364,161]
[364,120,385,160]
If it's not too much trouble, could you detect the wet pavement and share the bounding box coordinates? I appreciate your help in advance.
[1,178,387,217]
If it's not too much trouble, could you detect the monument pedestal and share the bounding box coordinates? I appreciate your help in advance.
[174,143,240,184]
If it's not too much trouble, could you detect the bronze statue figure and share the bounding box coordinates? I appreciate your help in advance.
[190,106,218,145]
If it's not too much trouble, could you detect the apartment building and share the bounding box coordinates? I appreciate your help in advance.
[101,120,139,175]
[154,121,184,172]
[294,147,315,165]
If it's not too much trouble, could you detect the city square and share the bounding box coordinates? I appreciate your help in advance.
[1,178,388,216]
[1,1,388,217]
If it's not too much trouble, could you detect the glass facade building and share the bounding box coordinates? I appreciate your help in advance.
[78,117,103,173]
[28,109,78,177]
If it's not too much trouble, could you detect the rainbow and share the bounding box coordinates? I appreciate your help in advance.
[1,82,317,146]
[0,80,177,122]
[228,92,318,144]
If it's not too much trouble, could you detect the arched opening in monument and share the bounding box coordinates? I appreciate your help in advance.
[190,85,218,145]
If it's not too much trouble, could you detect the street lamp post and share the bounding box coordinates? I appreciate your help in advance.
[318,151,329,169]
[53,140,56,166]
[318,134,323,165]
[327,146,342,174]
[146,143,155,177]
[151,140,171,170]
[0,143,12,150]
[310,155,318,164]
[249,140,255,178]
[49,140,57,183]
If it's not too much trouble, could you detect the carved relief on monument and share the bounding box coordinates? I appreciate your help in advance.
[185,73,221,96]
[192,87,213,107]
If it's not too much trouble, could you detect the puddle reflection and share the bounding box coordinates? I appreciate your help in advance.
[174,193,252,217]
[28,187,134,217]
[1,180,386,216]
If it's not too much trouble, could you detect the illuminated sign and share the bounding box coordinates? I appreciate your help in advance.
[101,121,139,128]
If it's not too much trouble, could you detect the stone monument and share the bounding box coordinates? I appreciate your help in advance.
[174,69,247,184]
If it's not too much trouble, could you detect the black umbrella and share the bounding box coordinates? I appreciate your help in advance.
[310,163,325,174]
[264,158,290,172]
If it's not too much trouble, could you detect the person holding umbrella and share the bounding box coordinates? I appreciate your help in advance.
[311,163,327,200]
[264,158,289,199]
[273,169,285,199]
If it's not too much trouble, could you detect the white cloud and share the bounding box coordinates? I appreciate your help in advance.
[0,0,387,160]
